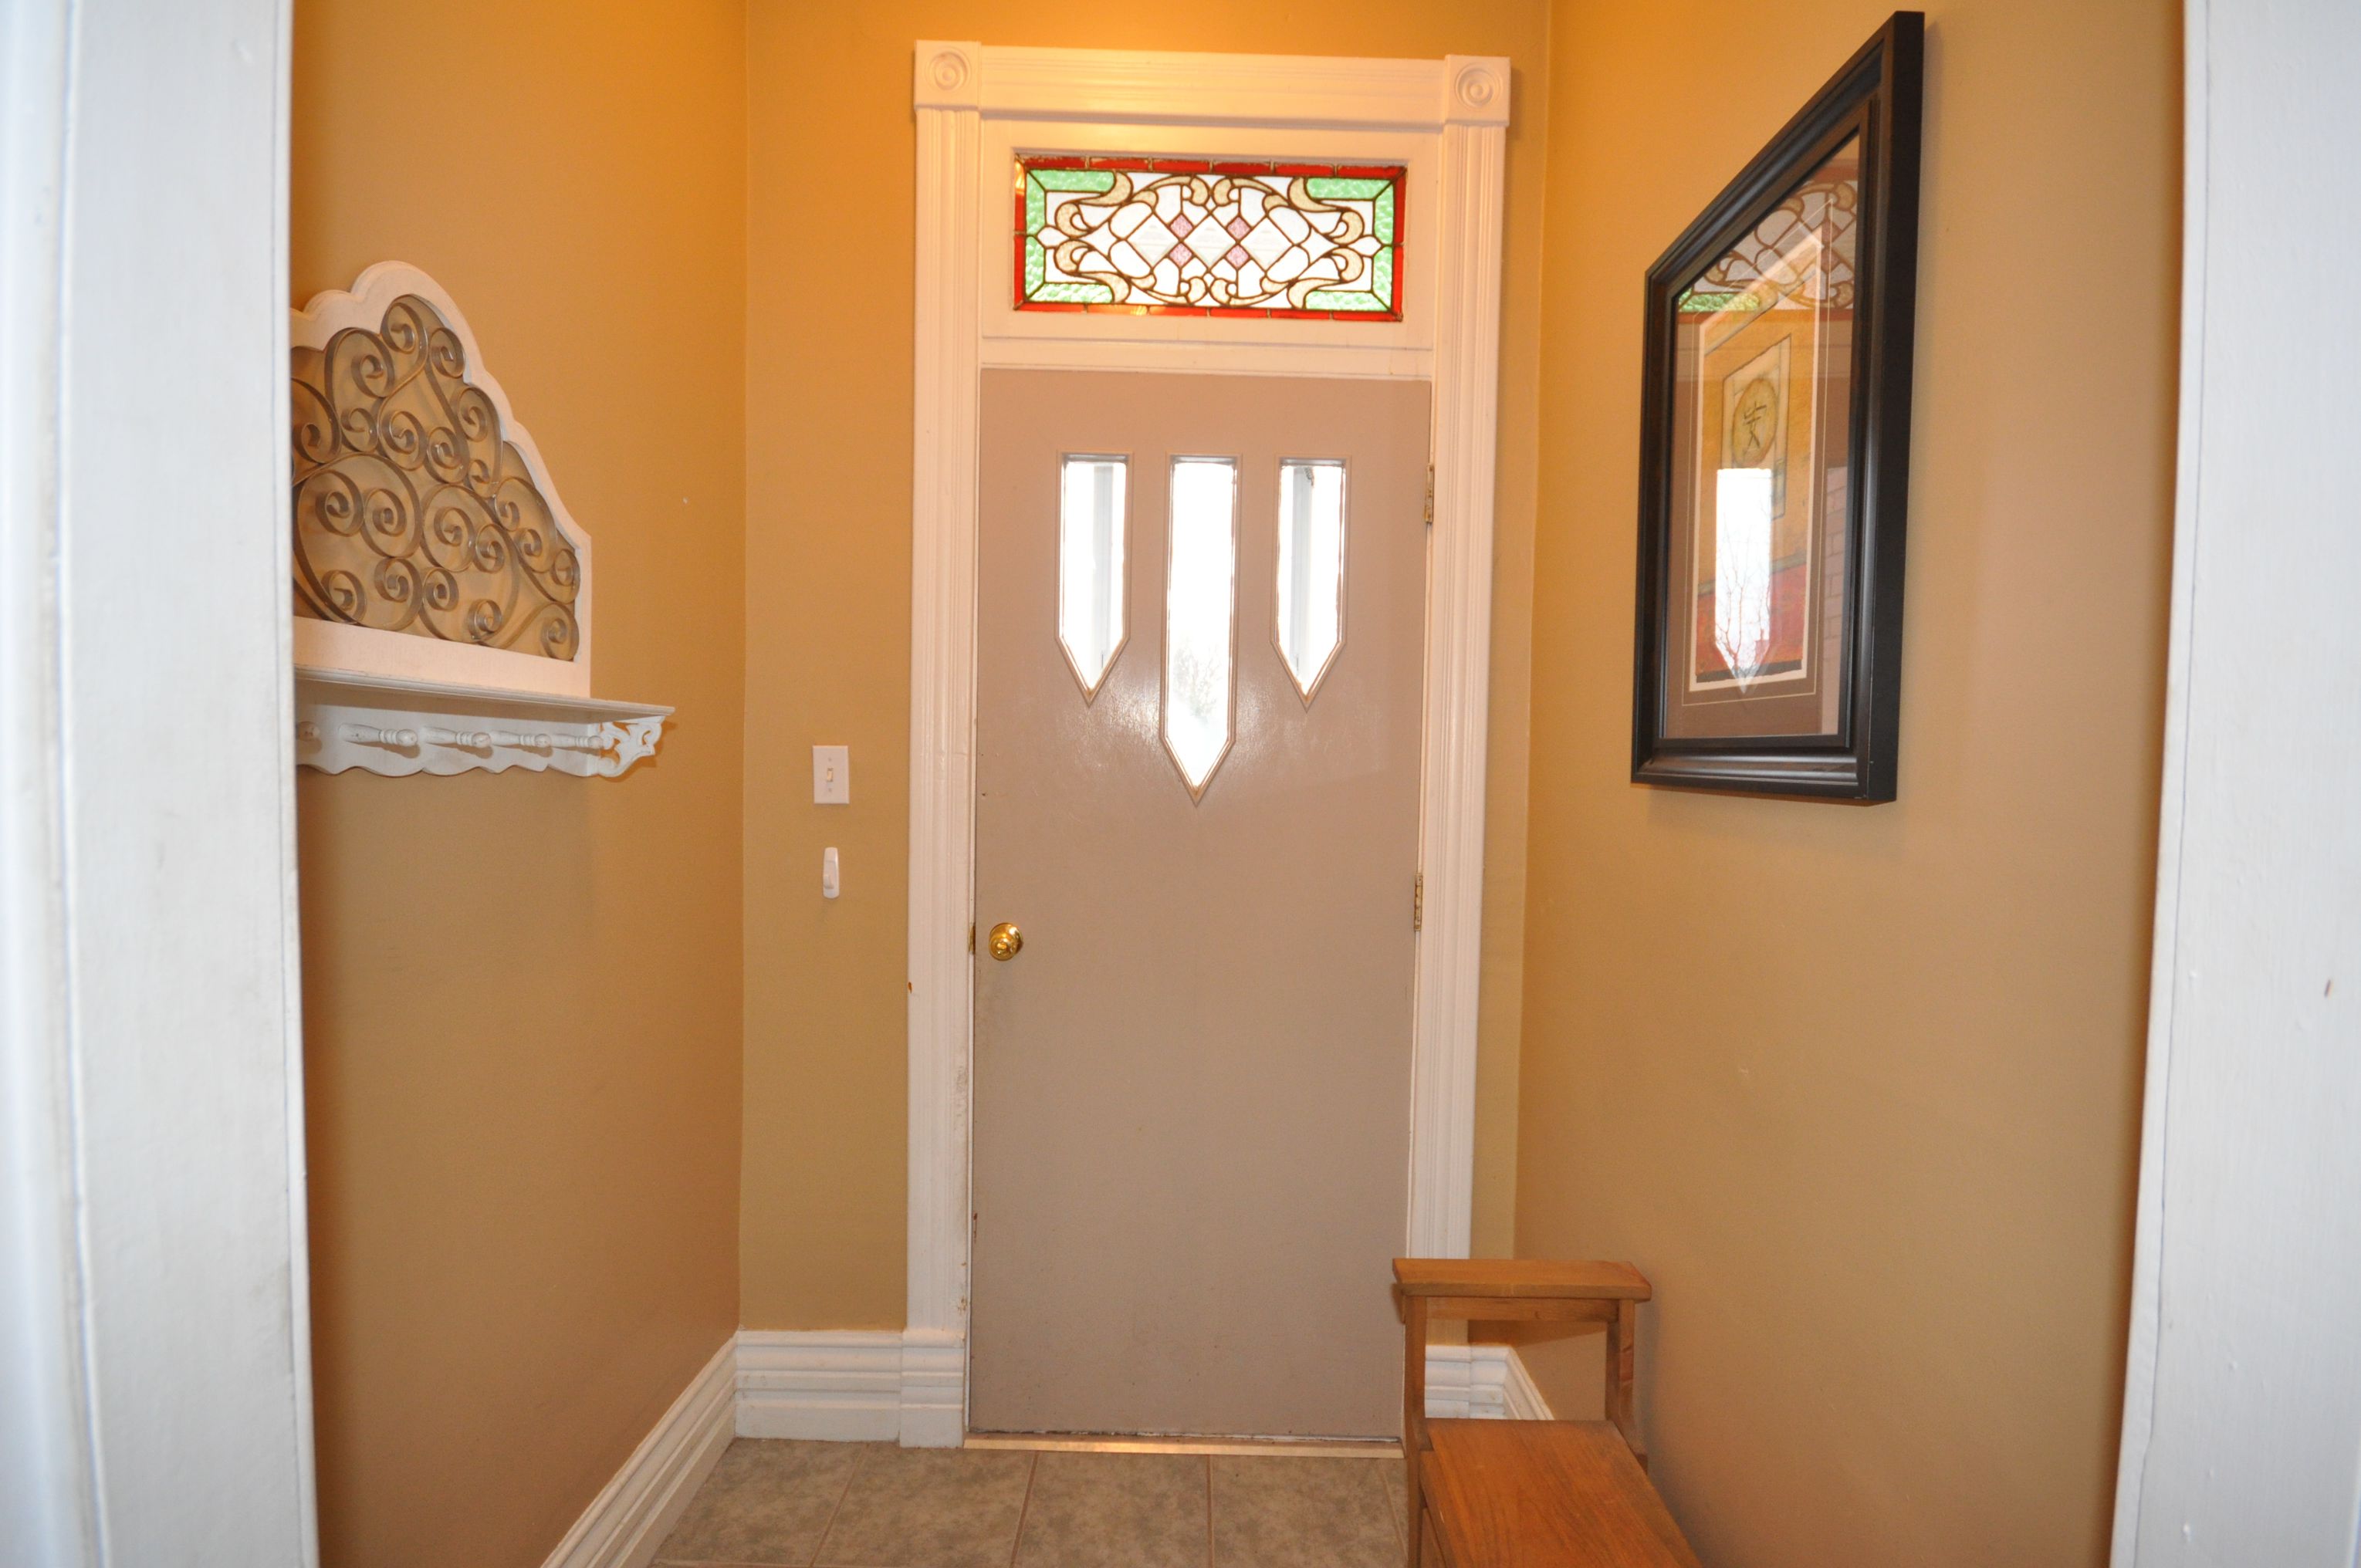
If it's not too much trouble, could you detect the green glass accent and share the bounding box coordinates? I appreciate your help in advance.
[1370,246,1394,306]
[1024,168,1120,262]
[1031,280,1114,304]
[1024,238,1047,295]
[1374,185,1396,245]
[1304,176,1392,201]
[1028,167,1119,194]
[1304,289,1386,313]
[1677,289,1762,315]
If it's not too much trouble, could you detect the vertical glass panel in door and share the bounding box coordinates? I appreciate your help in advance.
[1276,460,1346,699]
[1057,455,1128,698]
[1162,457,1237,796]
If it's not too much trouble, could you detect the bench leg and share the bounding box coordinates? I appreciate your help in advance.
[1403,1295,1426,1568]
[1405,1452,1422,1568]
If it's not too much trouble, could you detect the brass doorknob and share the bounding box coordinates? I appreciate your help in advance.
[987,921,1023,961]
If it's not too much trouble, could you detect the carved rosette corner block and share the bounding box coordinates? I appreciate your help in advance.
[913,41,982,110]
[1443,56,1512,127]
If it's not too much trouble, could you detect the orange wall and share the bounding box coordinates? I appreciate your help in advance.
[739,0,1551,1327]
[1516,1,2177,1563]
[290,4,747,1565]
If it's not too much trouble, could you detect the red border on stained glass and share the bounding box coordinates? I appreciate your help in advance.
[1014,156,1406,323]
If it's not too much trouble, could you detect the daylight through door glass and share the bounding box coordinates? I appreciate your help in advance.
[1162,457,1237,796]
[1276,461,1345,698]
[1057,455,1128,697]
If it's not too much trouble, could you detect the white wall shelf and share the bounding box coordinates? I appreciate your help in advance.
[294,667,671,779]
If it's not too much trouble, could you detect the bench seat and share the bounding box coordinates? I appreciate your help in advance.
[1419,1420,1701,1568]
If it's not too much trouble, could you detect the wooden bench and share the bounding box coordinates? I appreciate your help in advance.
[1395,1259,1700,1568]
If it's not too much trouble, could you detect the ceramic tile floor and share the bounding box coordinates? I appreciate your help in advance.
[654,1441,1411,1568]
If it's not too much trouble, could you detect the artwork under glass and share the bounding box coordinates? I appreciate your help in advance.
[1665,136,1859,742]
[1631,12,1923,801]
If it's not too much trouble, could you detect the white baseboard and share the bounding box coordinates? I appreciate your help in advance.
[1424,1343,1550,1420]
[1496,1344,1552,1421]
[736,1330,907,1441]
[896,1329,967,1447]
[727,1332,1551,1448]
[1420,1342,1485,1418]
[541,1337,736,1568]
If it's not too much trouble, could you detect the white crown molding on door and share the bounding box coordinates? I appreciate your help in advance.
[919,43,1509,129]
[907,41,1510,1445]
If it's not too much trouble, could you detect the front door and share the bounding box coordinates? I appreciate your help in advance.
[969,368,1430,1438]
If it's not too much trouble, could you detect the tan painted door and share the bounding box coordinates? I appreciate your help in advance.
[971,368,1430,1438]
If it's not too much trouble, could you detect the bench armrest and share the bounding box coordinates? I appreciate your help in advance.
[1392,1257,1651,1302]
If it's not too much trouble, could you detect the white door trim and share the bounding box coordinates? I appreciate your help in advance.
[905,42,1509,1445]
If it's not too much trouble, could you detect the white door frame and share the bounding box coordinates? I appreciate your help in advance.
[1,1,315,1563]
[904,42,1510,1445]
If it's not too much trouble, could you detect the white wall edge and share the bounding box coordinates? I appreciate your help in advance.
[540,1339,736,1568]
[0,1,99,1558]
[2107,0,2361,1560]
[2107,0,2205,1553]
[2,3,316,1563]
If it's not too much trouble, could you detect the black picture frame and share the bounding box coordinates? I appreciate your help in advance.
[1629,12,1924,802]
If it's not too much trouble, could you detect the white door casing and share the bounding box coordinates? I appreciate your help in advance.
[906,43,1509,1445]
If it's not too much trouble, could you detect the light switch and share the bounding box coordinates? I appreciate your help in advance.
[822,846,841,899]
[812,745,850,804]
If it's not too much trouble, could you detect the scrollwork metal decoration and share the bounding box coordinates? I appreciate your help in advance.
[291,294,580,660]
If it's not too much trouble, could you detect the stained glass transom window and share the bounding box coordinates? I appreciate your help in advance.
[1017,157,1403,319]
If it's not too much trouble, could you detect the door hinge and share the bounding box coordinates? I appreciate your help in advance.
[1423,465,1436,527]
[968,922,976,955]
[1412,871,1424,931]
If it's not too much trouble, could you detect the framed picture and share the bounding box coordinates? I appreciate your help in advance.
[1630,12,1924,801]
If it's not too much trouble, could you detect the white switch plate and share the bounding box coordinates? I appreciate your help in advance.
[822,846,841,898]
[813,745,850,805]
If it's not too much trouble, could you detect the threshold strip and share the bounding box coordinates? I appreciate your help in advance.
[963,1431,1398,1458]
